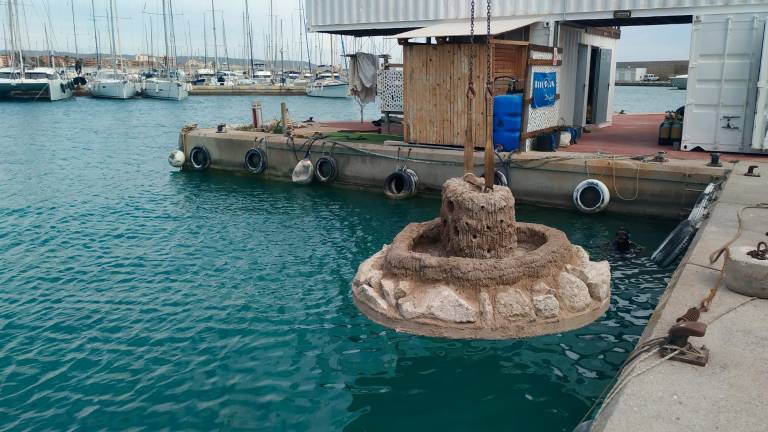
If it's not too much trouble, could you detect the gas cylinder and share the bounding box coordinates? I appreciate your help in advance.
[670,115,683,148]
[658,114,673,146]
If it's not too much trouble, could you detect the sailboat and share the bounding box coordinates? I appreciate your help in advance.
[0,0,73,101]
[89,0,138,99]
[143,0,189,101]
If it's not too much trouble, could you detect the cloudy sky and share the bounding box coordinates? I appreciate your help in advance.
[5,0,691,63]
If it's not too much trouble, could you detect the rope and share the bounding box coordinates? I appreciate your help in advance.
[591,347,681,425]
[611,157,641,201]
[179,124,198,156]
[705,297,758,325]
[699,203,768,312]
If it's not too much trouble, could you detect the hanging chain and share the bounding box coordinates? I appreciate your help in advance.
[467,0,476,99]
[485,0,492,96]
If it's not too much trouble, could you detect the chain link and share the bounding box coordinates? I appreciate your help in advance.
[467,0,476,99]
[485,0,492,94]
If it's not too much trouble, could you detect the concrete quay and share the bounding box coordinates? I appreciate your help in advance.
[595,161,768,432]
[178,128,727,219]
[188,85,306,96]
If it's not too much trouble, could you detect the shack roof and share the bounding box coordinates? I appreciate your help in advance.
[394,17,540,39]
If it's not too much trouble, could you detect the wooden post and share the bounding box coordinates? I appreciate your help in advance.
[464,103,474,175]
[484,90,494,189]
[252,101,263,128]
[280,102,288,136]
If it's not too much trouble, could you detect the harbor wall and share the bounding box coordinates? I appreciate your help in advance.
[179,129,727,219]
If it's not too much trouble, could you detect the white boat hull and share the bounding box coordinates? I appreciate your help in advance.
[0,79,73,101]
[306,82,350,98]
[142,79,189,101]
[89,79,138,99]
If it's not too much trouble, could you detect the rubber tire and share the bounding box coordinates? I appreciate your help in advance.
[652,220,697,268]
[315,156,338,183]
[384,169,417,200]
[189,146,211,171]
[244,148,267,175]
[481,169,508,187]
[494,169,508,187]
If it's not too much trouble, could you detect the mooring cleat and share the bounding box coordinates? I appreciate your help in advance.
[662,321,710,367]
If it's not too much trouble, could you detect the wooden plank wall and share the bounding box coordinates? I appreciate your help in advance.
[404,42,527,147]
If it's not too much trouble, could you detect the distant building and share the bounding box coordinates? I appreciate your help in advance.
[185,58,205,69]
[134,53,156,63]
[616,66,647,82]
[0,55,8,67]
[616,61,689,81]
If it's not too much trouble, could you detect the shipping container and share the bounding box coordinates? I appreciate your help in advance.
[307,0,768,34]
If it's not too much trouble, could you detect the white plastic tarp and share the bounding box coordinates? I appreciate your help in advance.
[349,52,378,105]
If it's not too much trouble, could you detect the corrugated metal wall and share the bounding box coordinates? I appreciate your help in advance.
[307,0,768,30]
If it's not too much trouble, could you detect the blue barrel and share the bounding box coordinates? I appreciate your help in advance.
[493,94,524,152]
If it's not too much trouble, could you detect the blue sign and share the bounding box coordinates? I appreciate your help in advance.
[532,72,557,109]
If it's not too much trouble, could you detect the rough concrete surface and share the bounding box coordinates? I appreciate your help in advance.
[352,177,611,339]
[597,162,768,432]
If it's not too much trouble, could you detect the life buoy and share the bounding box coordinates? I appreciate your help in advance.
[244,148,267,174]
[573,179,610,214]
[189,146,211,171]
[384,168,419,199]
[652,219,697,268]
[315,156,338,183]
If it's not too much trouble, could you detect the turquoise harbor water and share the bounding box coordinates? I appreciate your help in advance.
[1,95,676,431]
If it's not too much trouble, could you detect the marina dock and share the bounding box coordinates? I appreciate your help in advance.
[595,160,768,431]
[188,85,307,96]
[178,122,728,219]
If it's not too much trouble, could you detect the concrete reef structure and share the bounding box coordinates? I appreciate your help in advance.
[352,177,611,339]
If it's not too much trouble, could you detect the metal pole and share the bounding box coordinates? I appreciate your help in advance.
[161,0,169,72]
[90,0,100,69]
[211,0,218,71]
[70,0,79,57]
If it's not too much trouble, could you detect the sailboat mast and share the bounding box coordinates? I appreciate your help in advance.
[70,0,79,57]
[107,0,117,72]
[210,0,218,71]
[221,14,230,71]
[168,0,177,68]
[149,15,154,69]
[280,19,284,79]
[113,0,123,72]
[269,0,273,69]
[299,0,311,74]
[203,14,208,68]
[244,0,254,78]
[161,0,170,73]
[90,0,100,69]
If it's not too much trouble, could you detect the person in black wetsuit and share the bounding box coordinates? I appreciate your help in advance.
[613,227,642,253]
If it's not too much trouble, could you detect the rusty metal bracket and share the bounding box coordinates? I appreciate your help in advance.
[662,320,710,367]
[746,242,767,260]
[745,165,761,177]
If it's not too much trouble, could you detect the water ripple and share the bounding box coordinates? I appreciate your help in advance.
[0,98,676,432]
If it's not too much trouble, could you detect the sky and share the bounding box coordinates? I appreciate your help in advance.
[4,1,691,63]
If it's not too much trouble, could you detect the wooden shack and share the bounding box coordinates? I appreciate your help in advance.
[400,33,562,150]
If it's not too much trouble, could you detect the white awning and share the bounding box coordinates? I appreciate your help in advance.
[394,17,540,39]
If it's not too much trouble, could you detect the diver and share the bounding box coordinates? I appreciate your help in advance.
[613,227,642,254]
